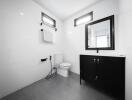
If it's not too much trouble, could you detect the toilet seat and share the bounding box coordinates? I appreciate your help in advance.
[60,62,71,69]
[60,62,71,66]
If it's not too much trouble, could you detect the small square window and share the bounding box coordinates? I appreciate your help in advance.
[41,12,56,28]
[96,35,109,48]
[74,12,93,26]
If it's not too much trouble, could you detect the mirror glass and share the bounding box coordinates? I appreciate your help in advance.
[85,15,114,50]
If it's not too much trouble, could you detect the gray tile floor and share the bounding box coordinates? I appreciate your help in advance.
[0,73,115,100]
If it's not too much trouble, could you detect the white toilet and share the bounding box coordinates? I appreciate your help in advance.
[54,54,71,77]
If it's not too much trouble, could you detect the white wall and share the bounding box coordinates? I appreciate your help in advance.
[1,0,132,100]
[63,0,119,74]
[0,0,63,98]
[118,0,132,100]
[63,0,132,99]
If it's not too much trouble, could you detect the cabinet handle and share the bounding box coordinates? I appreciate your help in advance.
[93,58,96,62]
[97,58,99,62]
[95,75,98,80]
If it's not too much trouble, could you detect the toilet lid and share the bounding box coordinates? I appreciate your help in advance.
[60,63,71,67]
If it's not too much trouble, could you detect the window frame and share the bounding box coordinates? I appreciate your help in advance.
[41,12,56,28]
[74,11,93,27]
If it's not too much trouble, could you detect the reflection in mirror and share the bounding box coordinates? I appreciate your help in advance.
[88,20,110,48]
[85,15,114,50]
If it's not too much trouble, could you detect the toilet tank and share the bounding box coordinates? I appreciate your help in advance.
[54,53,63,65]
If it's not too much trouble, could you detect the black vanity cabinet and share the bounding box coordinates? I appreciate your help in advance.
[80,55,125,100]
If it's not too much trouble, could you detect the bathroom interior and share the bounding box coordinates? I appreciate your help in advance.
[0,0,132,100]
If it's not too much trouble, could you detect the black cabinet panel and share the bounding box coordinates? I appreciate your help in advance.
[80,55,125,100]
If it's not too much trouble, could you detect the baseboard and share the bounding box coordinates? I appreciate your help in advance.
[69,71,80,76]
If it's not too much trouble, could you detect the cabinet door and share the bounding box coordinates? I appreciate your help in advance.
[94,57,106,90]
[80,55,96,83]
[96,57,113,91]
[97,56,125,99]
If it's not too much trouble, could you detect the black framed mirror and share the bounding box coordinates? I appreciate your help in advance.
[85,15,115,51]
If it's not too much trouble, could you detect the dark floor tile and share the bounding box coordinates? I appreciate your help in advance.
[0,73,115,100]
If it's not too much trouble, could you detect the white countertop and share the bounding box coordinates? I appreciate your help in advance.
[80,53,126,57]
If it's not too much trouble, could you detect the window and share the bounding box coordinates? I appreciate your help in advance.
[41,12,56,28]
[96,35,109,47]
[74,12,93,26]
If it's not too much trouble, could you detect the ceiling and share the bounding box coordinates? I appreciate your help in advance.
[34,0,102,20]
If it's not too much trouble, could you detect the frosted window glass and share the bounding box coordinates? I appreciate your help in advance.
[97,36,108,47]
[43,17,54,26]
[76,15,92,26]
[75,12,93,26]
[41,12,56,28]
